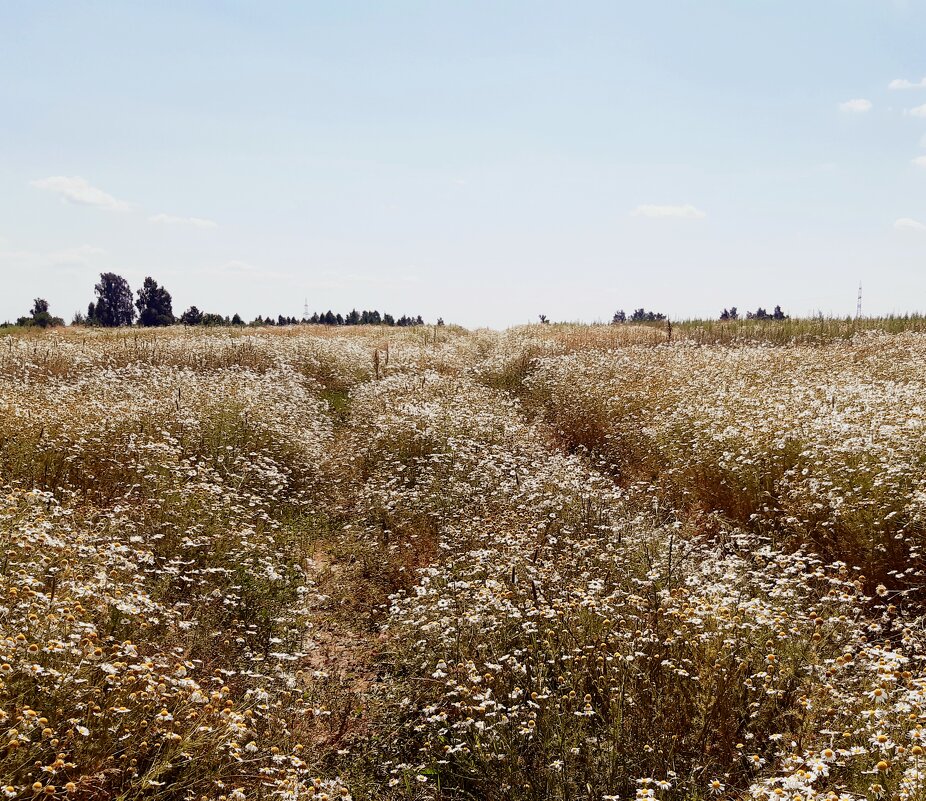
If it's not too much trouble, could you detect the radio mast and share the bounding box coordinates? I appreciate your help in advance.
[856,283,862,320]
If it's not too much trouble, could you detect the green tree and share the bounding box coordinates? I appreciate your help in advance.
[179,306,204,325]
[135,277,175,326]
[16,298,64,328]
[93,273,135,327]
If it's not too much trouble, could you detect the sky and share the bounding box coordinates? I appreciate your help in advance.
[1,1,926,328]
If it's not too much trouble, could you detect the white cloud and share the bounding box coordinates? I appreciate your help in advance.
[148,213,218,229]
[305,270,420,290]
[202,260,291,280]
[30,176,130,211]
[894,217,926,232]
[216,259,259,273]
[910,104,926,118]
[839,98,872,113]
[633,204,707,219]
[54,244,106,262]
[0,243,105,270]
[914,156,926,168]
[889,77,926,90]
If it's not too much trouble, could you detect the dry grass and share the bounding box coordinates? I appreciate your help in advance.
[1,323,925,800]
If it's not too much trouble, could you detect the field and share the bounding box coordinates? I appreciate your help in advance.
[1,322,925,801]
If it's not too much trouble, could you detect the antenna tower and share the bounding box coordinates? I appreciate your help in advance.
[303,297,309,320]
[856,283,862,320]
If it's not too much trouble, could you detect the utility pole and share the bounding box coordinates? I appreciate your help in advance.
[303,298,309,321]
[856,283,862,320]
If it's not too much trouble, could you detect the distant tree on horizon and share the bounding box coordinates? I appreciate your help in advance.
[91,273,135,327]
[629,308,666,322]
[179,306,204,325]
[16,298,64,328]
[729,305,789,321]
[300,308,426,326]
[135,277,175,326]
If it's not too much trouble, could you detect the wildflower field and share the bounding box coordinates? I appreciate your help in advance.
[2,322,925,801]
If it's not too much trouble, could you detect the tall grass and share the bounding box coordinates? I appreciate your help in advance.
[1,325,925,800]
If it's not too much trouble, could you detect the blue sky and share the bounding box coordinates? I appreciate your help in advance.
[2,1,925,327]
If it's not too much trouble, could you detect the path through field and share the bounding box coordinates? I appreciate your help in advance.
[1,326,924,801]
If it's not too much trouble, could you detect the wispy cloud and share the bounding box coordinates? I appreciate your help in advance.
[305,270,420,290]
[910,103,926,118]
[30,176,130,211]
[914,156,926,168]
[839,98,872,113]
[894,217,926,232]
[201,260,291,281]
[633,204,707,219]
[889,77,926,90]
[148,213,218,229]
[0,243,105,270]
[216,260,260,274]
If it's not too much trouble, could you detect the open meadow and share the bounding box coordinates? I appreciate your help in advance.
[1,322,925,801]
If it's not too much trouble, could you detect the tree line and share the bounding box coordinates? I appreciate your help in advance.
[611,308,667,323]
[4,272,430,329]
[719,305,788,320]
[608,305,789,323]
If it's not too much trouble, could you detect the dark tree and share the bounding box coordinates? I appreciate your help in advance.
[612,310,626,324]
[201,312,224,326]
[93,273,135,327]
[135,277,175,326]
[303,308,426,326]
[86,301,96,324]
[231,313,244,326]
[179,306,204,325]
[773,305,787,320]
[630,308,666,322]
[16,298,64,328]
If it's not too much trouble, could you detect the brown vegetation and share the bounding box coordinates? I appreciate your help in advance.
[1,324,924,800]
